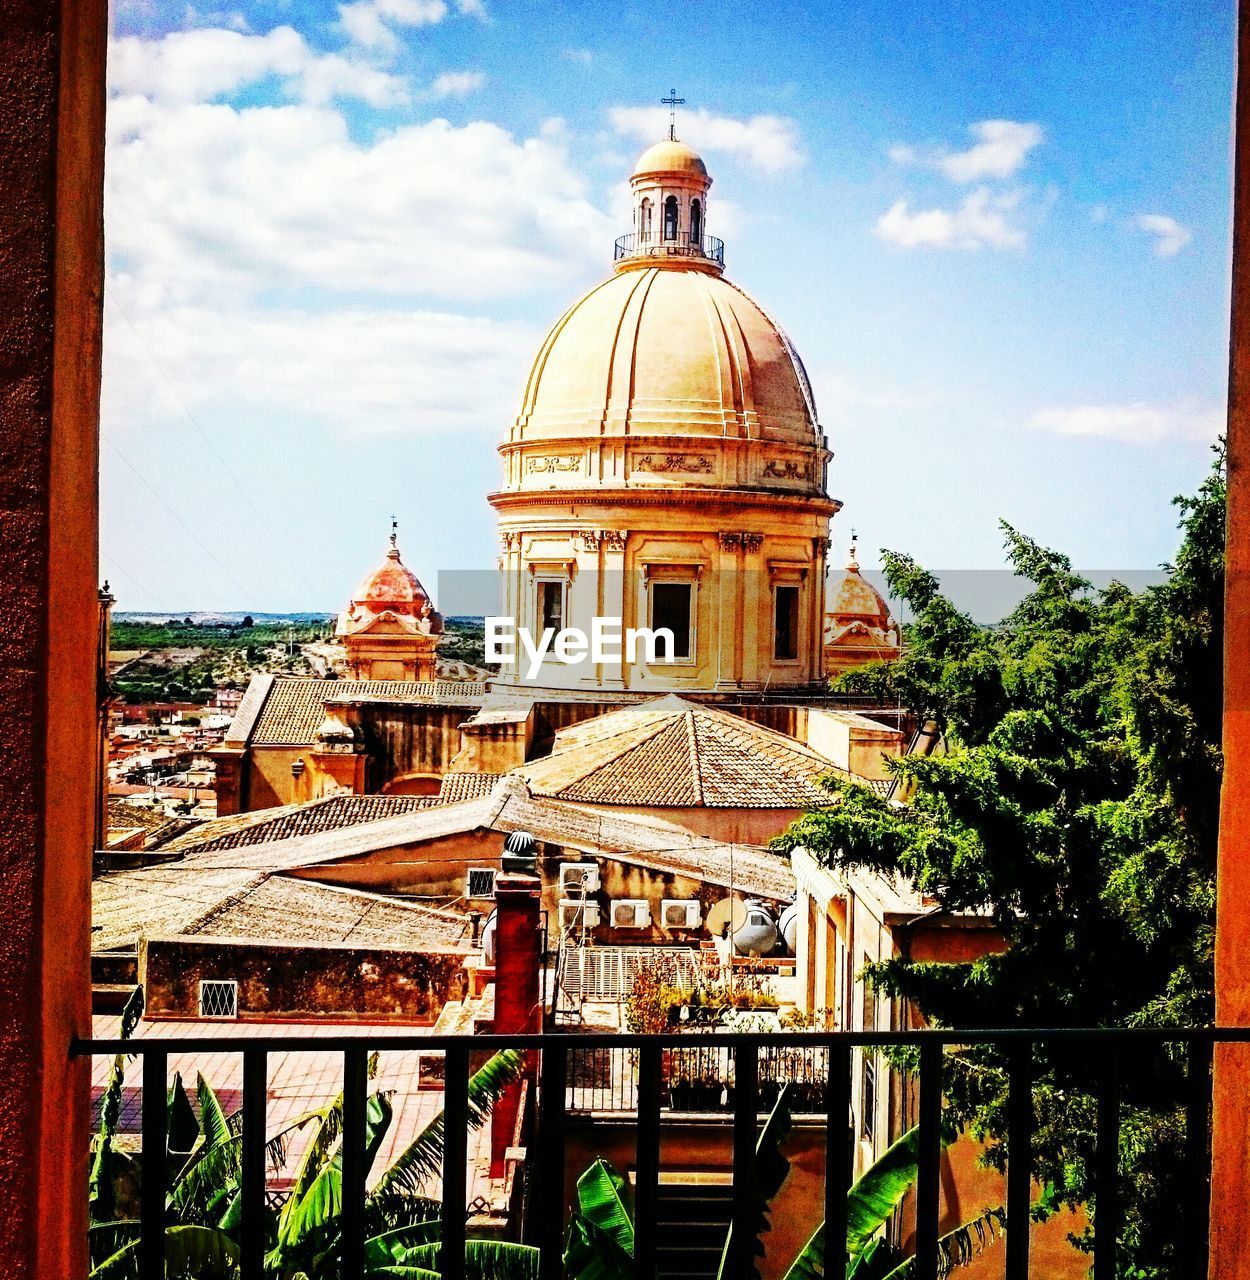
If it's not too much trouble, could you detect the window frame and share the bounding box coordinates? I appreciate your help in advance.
[773,582,801,661]
[647,573,697,665]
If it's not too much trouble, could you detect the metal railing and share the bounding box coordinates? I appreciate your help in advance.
[566,1040,830,1113]
[74,1025,1230,1280]
[613,232,725,266]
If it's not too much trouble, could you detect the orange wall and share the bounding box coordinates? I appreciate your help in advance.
[0,3,106,1276]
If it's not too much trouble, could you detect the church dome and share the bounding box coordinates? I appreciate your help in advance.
[827,542,894,625]
[347,531,432,619]
[509,267,821,466]
[632,138,708,179]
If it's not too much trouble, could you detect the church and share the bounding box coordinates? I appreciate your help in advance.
[212,134,904,815]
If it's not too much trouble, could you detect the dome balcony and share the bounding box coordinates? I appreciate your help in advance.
[614,231,725,268]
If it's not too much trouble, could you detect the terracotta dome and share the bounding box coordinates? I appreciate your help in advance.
[632,138,709,180]
[828,558,894,626]
[349,540,432,618]
[506,268,822,496]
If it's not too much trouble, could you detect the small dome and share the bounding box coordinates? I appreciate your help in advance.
[350,536,432,619]
[632,138,708,180]
[828,543,894,626]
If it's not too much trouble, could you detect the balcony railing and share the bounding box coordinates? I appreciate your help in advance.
[613,232,725,266]
[74,1025,1228,1280]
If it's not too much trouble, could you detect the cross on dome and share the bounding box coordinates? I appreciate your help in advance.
[661,87,686,141]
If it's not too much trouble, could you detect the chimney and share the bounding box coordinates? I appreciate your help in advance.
[490,829,542,1177]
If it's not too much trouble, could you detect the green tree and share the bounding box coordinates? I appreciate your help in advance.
[774,445,1225,1277]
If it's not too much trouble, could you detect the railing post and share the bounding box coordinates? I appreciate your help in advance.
[537,1039,568,1280]
[341,1046,369,1280]
[915,1041,943,1280]
[731,1038,760,1278]
[140,1049,168,1280]
[1185,1037,1213,1279]
[240,1048,268,1280]
[634,1043,662,1278]
[825,1041,853,1280]
[442,1044,470,1280]
[1005,1040,1033,1280]
[1094,1047,1121,1280]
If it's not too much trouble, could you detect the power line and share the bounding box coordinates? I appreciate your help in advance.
[100,550,161,608]
[105,286,324,602]
[102,433,261,608]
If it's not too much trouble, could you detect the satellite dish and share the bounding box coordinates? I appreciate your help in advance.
[706,896,747,939]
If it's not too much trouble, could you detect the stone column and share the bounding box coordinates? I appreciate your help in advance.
[0,0,106,1275]
[490,834,543,1178]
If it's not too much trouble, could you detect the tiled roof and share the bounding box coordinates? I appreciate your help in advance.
[159,794,441,856]
[436,772,503,803]
[513,695,849,808]
[176,775,795,902]
[246,677,487,745]
[107,798,184,837]
[185,878,473,949]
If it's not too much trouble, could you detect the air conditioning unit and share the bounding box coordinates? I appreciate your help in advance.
[198,979,239,1020]
[662,899,702,930]
[559,899,601,931]
[559,862,600,895]
[610,899,650,930]
[466,867,496,900]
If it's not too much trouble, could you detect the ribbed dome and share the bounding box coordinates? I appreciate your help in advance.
[828,565,892,624]
[632,138,708,179]
[512,267,819,452]
[349,543,431,617]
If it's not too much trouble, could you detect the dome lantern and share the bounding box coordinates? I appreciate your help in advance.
[614,135,723,273]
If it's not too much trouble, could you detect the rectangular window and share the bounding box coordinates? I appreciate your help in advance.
[538,579,563,634]
[860,957,877,1143]
[651,581,692,659]
[774,585,800,660]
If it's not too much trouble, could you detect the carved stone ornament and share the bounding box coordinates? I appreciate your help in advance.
[634,453,713,474]
[527,454,582,474]
[718,532,744,550]
[763,458,810,480]
[575,530,602,553]
[602,530,627,552]
[500,532,519,552]
[742,533,764,552]
[813,537,830,558]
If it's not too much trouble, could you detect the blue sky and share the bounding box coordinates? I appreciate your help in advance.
[102,0,1234,613]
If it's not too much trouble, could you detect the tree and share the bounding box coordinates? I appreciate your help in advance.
[89,1000,538,1280]
[773,444,1225,1277]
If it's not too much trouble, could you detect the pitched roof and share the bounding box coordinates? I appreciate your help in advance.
[436,772,503,804]
[172,776,794,902]
[513,695,848,807]
[238,677,486,746]
[158,794,441,856]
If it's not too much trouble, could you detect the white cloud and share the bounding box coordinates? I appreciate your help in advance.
[106,95,611,305]
[874,187,1026,250]
[563,48,595,65]
[338,0,447,50]
[609,106,805,173]
[1132,213,1192,258]
[102,298,535,437]
[109,26,409,107]
[430,69,485,98]
[889,120,1044,182]
[1029,400,1221,444]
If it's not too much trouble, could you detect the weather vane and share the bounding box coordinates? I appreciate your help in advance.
[661,88,686,141]
[390,515,398,549]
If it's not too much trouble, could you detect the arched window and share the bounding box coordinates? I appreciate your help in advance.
[663,195,679,241]
[690,199,702,245]
[640,198,652,242]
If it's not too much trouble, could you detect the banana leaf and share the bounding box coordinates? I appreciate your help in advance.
[89,986,144,1224]
[404,1239,541,1278]
[877,1208,1005,1280]
[717,1084,795,1280]
[369,1050,527,1203]
[562,1157,636,1280]
[89,1224,239,1279]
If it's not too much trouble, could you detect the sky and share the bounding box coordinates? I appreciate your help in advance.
[101,0,1235,614]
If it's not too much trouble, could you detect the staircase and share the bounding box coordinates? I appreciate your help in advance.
[654,1178,734,1280]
